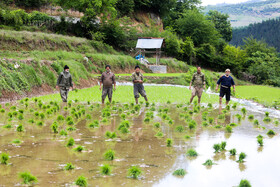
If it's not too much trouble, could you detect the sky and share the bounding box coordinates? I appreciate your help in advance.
[201,0,251,6]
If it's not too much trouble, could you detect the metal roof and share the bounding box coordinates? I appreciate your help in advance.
[136,38,164,49]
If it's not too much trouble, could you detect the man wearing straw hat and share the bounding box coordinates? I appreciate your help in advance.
[216,69,236,105]
[189,67,205,104]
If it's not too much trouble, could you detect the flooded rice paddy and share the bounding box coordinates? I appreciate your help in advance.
[0,98,280,186]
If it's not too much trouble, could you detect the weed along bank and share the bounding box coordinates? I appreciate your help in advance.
[135,37,167,73]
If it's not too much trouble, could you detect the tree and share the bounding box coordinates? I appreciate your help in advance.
[116,0,135,17]
[175,10,220,47]
[207,10,232,42]
[180,37,196,65]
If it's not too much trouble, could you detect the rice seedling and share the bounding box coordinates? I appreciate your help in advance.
[241,107,247,115]
[100,164,112,175]
[214,125,222,129]
[248,115,254,120]
[40,113,45,119]
[51,122,58,133]
[265,112,269,117]
[257,134,263,139]
[274,120,279,125]
[73,145,85,152]
[16,124,24,132]
[225,125,232,133]
[0,109,5,113]
[104,149,115,160]
[28,119,35,124]
[253,119,259,125]
[236,114,242,122]
[263,117,271,123]
[153,122,161,128]
[120,113,126,120]
[166,138,173,147]
[267,129,276,136]
[86,114,91,120]
[213,144,221,153]
[257,137,263,146]
[175,125,184,132]
[238,179,251,187]
[202,122,209,127]
[220,141,227,151]
[66,137,75,147]
[67,126,76,131]
[3,124,12,128]
[120,127,129,134]
[60,130,68,136]
[208,117,214,124]
[155,131,164,138]
[237,152,246,163]
[19,172,38,185]
[225,105,230,111]
[172,169,187,176]
[186,148,198,157]
[75,175,87,187]
[218,114,225,120]
[0,152,9,165]
[36,121,44,126]
[144,117,151,123]
[18,114,24,120]
[188,121,197,130]
[64,163,75,170]
[184,135,191,139]
[203,159,215,166]
[105,131,117,139]
[12,139,21,144]
[168,120,174,125]
[229,148,236,156]
[127,165,142,179]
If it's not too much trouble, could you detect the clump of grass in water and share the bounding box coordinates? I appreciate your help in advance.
[128,165,142,179]
[220,141,227,151]
[3,124,12,129]
[155,131,164,138]
[263,117,271,123]
[12,139,21,144]
[208,117,214,124]
[267,129,276,136]
[238,179,251,187]
[225,125,232,133]
[64,163,75,170]
[248,115,254,120]
[172,169,187,176]
[203,159,215,166]
[66,137,75,147]
[184,135,191,139]
[153,122,161,128]
[73,145,85,152]
[16,124,24,132]
[186,148,198,157]
[105,131,117,139]
[253,119,259,125]
[229,148,236,156]
[236,114,242,122]
[265,112,269,117]
[257,136,263,146]
[75,175,87,187]
[60,130,68,136]
[89,120,99,128]
[237,152,246,163]
[213,144,221,153]
[1,152,9,165]
[19,172,38,185]
[104,149,115,160]
[100,164,112,175]
[51,122,58,133]
[241,107,247,115]
[175,125,184,132]
[166,138,173,147]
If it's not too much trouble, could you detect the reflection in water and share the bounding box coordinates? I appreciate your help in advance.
[0,101,280,187]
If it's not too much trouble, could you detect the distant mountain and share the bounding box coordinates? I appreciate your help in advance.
[204,0,280,27]
[230,17,280,51]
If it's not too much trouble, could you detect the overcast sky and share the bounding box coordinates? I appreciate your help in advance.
[201,0,250,6]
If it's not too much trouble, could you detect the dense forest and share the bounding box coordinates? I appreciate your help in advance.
[231,18,280,51]
[1,0,280,87]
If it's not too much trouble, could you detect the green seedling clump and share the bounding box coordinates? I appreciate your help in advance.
[100,164,112,175]
[186,148,198,157]
[237,152,246,163]
[66,137,75,147]
[104,149,115,160]
[267,129,276,136]
[64,163,75,170]
[166,138,173,147]
[229,148,237,156]
[238,179,252,187]
[75,175,87,187]
[128,165,142,179]
[172,169,187,176]
[19,172,38,185]
[203,159,215,166]
[0,152,9,165]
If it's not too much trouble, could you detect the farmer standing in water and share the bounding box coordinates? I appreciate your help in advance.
[189,67,206,105]
[56,65,73,102]
[216,69,236,105]
[132,65,148,104]
[100,65,116,104]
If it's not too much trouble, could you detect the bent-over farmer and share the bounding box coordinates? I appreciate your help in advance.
[100,65,116,104]
[189,67,205,104]
[132,65,148,104]
[216,69,236,105]
[56,65,73,102]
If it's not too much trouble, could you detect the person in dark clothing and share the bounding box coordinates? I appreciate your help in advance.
[56,65,73,102]
[216,69,236,105]
[132,65,148,104]
[100,65,116,104]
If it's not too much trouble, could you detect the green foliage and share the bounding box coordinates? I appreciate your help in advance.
[186,148,198,157]
[64,163,75,170]
[104,149,115,160]
[127,165,142,179]
[213,144,221,153]
[66,137,75,147]
[0,152,9,165]
[19,172,38,185]
[172,169,187,176]
[225,125,232,133]
[238,179,252,187]
[166,138,173,147]
[229,148,236,156]
[75,175,87,187]
[203,159,215,166]
[237,152,246,163]
[267,129,276,136]
[100,164,112,175]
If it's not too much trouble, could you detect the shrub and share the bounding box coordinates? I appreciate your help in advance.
[127,165,142,179]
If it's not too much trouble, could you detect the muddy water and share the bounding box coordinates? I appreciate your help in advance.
[0,102,280,187]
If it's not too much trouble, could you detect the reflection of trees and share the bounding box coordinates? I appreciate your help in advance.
[238,163,247,172]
